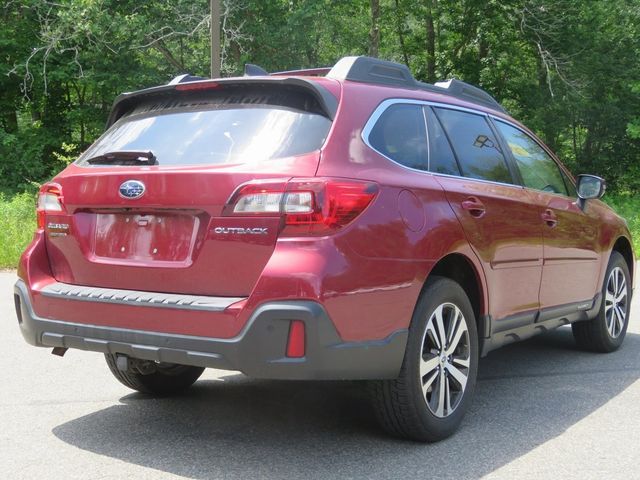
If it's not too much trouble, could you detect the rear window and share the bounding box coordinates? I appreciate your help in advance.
[425,107,460,176]
[433,107,513,184]
[77,86,332,166]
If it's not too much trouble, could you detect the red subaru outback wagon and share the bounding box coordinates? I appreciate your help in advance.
[15,56,634,441]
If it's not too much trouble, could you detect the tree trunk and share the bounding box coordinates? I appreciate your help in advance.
[211,0,221,77]
[394,0,409,66]
[425,0,436,82]
[369,0,380,58]
[2,110,18,133]
[154,41,185,72]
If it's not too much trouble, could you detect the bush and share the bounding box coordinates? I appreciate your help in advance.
[0,125,70,193]
[605,194,640,254]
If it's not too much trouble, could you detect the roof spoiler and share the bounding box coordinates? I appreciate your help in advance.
[106,77,339,127]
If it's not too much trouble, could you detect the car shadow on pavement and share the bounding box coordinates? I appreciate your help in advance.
[52,328,640,479]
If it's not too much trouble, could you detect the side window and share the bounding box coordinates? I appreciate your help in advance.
[495,121,568,196]
[561,169,577,197]
[369,103,428,170]
[424,107,460,176]
[433,108,513,184]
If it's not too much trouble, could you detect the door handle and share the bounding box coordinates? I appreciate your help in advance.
[461,197,486,218]
[541,209,558,227]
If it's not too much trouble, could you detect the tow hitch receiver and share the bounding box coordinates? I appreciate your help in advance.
[115,354,158,375]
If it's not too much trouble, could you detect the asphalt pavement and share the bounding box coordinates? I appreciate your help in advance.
[1,270,639,479]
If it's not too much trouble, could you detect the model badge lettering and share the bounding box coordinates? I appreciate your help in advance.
[213,227,268,235]
[47,222,70,237]
[47,223,69,230]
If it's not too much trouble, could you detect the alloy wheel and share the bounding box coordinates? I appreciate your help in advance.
[419,302,471,418]
[605,266,628,338]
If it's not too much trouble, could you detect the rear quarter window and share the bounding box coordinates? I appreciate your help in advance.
[368,103,429,170]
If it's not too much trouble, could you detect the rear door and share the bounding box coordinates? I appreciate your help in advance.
[430,106,544,323]
[44,81,335,296]
[492,120,601,309]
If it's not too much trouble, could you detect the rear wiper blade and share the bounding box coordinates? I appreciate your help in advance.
[86,150,158,166]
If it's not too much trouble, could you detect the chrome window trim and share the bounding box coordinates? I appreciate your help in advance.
[361,98,524,190]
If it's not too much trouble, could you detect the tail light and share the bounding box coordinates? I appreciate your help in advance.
[36,183,64,229]
[224,178,378,235]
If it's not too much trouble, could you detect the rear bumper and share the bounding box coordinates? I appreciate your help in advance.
[14,280,407,380]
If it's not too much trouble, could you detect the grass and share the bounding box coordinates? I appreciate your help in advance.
[0,190,637,269]
[0,191,36,269]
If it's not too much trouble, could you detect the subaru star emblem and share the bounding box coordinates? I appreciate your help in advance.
[119,180,145,199]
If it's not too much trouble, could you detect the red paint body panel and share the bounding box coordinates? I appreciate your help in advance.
[435,176,543,320]
[527,190,604,307]
[43,155,318,296]
[17,73,634,351]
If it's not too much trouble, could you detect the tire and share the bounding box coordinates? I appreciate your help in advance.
[572,251,631,353]
[105,354,204,395]
[370,276,479,442]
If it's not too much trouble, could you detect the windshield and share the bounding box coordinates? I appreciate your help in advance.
[78,91,332,166]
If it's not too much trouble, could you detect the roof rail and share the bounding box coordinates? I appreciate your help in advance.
[431,79,505,113]
[236,57,505,112]
[167,74,207,85]
[271,67,332,77]
[327,56,506,113]
[244,64,269,76]
[243,64,332,77]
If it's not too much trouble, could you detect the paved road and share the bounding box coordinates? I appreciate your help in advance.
[1,271,639,480]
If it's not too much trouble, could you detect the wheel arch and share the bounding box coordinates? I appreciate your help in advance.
[424,253,488,338]
[611,236,634,285]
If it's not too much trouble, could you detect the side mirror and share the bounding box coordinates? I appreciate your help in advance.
[576,174,605,208]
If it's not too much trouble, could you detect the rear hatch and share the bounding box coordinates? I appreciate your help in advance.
[42,79,338,297]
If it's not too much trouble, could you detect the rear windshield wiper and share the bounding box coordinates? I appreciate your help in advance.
[85,150,157,166]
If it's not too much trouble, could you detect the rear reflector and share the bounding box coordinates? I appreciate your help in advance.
[286,320,306,358]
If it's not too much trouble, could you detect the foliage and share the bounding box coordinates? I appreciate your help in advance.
[0,0,639,194]
[0,192,36,268]
[0,1,638,268]
[605,194,640,254]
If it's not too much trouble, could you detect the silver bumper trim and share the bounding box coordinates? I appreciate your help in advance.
[40,281,245,312]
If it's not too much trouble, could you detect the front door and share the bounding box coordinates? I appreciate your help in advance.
[492,120,601,310]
